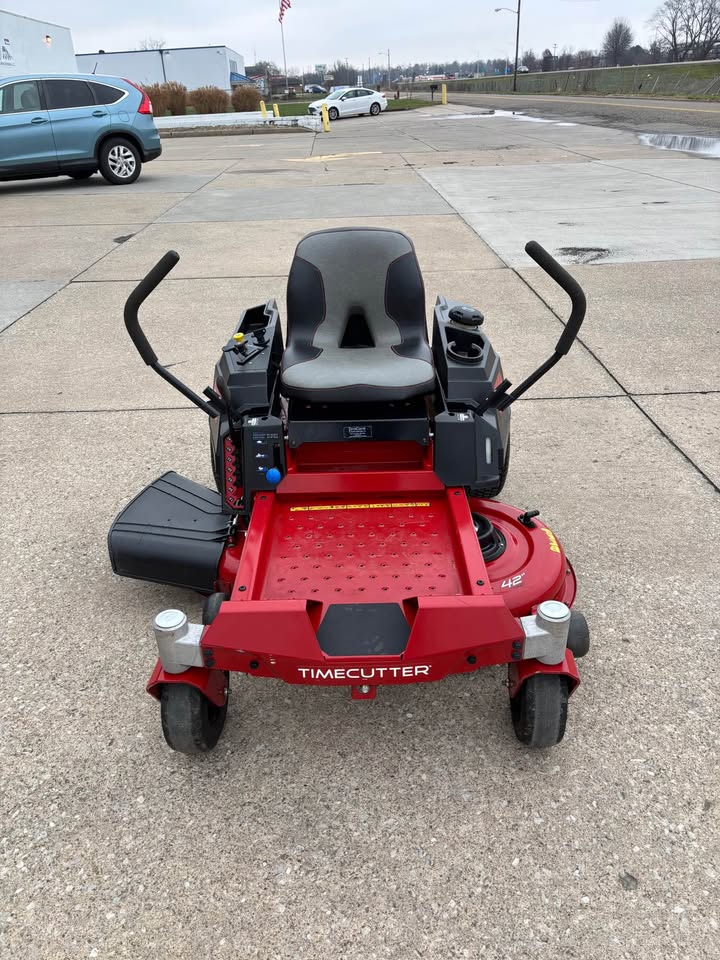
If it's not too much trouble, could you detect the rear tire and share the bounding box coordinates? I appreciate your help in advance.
[98,137,142,185]
[328,107,339,121]
[510,674,569,748]
[160,682,228,754]
[370,102,381,116]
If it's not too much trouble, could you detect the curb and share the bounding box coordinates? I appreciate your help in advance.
[159,125,312,139]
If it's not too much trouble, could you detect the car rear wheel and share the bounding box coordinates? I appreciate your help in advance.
[328,106,339,121]
[370,102,381,116]
[98,137,142,185]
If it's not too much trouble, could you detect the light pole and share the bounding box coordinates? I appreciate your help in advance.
[378,49,390,86]
[494,2,522,92]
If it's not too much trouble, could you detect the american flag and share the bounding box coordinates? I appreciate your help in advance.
[279,0,291,23]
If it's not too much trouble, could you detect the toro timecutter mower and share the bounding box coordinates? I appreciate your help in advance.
[109,228,590,753]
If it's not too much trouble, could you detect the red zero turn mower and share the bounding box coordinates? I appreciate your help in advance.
[109,228,590,753]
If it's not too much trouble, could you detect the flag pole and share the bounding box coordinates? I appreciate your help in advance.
[280,19,289,95]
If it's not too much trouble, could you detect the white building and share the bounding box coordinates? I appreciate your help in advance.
[0,9,76,75]
[76,46,245,93]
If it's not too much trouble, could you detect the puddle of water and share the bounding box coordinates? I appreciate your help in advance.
[438,109,576,127]
[639,133,720,158]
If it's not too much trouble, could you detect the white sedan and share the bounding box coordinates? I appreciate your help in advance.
[308,87,387,120]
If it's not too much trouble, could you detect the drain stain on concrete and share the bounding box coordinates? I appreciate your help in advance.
[556,246,610,264]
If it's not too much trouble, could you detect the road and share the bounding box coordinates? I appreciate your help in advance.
[436,91,720,134]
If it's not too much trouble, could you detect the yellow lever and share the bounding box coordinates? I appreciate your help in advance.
[232,332,245,344]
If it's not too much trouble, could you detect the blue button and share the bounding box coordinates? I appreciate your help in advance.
[266,467,282,485]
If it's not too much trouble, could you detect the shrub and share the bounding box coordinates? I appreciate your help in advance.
[231,84,262,112]
[144,81,187,117]
[188,86,230,114]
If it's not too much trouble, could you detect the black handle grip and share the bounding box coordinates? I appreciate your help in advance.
[123,250,180,365]
[524,241,586,356]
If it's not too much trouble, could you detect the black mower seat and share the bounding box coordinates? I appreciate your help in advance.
[280,227,435,403]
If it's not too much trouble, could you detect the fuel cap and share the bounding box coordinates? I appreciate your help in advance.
[449,305,484,326]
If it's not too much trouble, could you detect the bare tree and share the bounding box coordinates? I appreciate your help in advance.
[649,38,667,61]
[557,46,576,70]
[603,18,634,65]
[649,0,720,61]
[137,37,166,50]
[628,43,652,63]
[249,60,279,75]
[522,48,539,72]
[576,49,598,68]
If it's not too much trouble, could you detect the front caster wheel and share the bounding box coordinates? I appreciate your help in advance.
[160,680,228,753]
[567,610,590,658]
[510,674,569,748]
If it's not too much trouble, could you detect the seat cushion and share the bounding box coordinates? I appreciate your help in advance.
[281,346,435,401]
[280,227,435,403]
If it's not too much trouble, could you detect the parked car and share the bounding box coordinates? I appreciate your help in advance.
[308,87,387,120]
[518,65,530,73]
[0,73,161,186]
[303,84,327,94]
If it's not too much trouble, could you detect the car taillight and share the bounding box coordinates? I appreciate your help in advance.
[123,78,153,114]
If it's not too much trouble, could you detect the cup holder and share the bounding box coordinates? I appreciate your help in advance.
[447,340,483,365]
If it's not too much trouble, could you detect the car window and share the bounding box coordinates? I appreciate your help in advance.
[88,81,125,105]
[327,90,345,100]
[44,78,95,110]
[0,80,42,114]
[343,90,359,99]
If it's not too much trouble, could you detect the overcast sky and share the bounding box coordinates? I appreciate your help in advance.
[24,0,660,68]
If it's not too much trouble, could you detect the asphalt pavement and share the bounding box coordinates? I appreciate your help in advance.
[1,102,719,960]
[431,91,720,133]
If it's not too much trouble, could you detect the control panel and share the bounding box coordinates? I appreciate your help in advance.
[241,416,285,495]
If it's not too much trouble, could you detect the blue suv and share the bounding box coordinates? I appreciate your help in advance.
[0,73,162,186]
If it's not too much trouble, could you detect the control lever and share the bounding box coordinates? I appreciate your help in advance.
[488,242,587,411]
[124,251,224,418]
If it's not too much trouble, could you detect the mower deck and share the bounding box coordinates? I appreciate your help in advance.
[108,472,580,707]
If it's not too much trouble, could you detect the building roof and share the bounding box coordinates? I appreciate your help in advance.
[0,8,71,30]
[77,45,233,56]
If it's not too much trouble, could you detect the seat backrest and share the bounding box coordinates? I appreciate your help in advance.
[286,227,426,353]
[20,87,41,111]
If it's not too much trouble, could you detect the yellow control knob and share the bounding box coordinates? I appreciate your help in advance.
[232,332,245,344]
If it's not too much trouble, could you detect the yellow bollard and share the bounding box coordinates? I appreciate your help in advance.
[441,83,447,105]
[273,103,280,118]
[321,103,330,133]
[259,100,268,119]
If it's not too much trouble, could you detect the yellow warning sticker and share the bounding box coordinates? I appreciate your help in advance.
[290,502,431,513]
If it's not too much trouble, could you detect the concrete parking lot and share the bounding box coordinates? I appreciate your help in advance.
[1,103,719,959]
